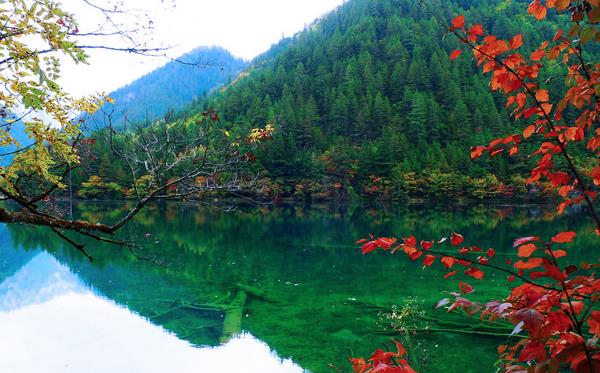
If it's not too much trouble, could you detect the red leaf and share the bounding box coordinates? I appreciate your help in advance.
[361,242,378,255]
[450,49,462,60]
[450,15,465,30]
[403,235,417,247]
[551,231,576,243]
[470,146,486,160]
[553,29,563,41]
[589,311,600,337]
[370,349,396,364]
[451,232,464,246]
[535,89,549,102]
[423,255,435,267]
[517,243,538,257]
[444,270,457,279]
[519,341,547,362]
[393,339,408,358]
[468,24,484,36]
[528,1,548,20]
[523,125,536,139]
[464,267,484,280]
[510,34,524,49]
[514,258,544,270]
[420,240,433,250]
[548,172,570,187]
[441,256,455,269]
[530,49,545,61]
[530,260,567,281]
[408,250,422,261]
[349,357,371,373]
[552,250,567,258]
[514,308,544,330]
[459,282,474,294]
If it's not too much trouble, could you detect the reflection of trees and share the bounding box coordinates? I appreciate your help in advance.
[4,203,595,372]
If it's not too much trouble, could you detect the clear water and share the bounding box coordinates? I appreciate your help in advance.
[0,202,595,372]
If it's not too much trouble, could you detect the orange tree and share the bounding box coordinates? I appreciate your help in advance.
[351,1,600,372]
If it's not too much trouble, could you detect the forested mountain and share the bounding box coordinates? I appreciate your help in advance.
[193,0,575,200]
[86,46,247,127]
[83,0,591,201]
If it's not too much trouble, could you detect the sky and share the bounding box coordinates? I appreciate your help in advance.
[59,0,346,96]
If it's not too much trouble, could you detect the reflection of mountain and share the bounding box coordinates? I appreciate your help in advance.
[0,225,38,285]
[0,252,86,312]
[0,251,302,373]
[6,203,595,372]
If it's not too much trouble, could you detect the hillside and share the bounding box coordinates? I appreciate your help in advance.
[193,0,567,200]
[83,0,591,201]
[86,46,247,127]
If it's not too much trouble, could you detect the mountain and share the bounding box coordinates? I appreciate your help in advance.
[1,47,246,167]
[86,46,247,127]
[194,0,566,199]
[84,0,591,201]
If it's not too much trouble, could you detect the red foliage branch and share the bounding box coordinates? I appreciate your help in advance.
[351,1,600,372]
[355,232,599,372]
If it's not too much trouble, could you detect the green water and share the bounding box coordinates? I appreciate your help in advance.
[1,202,597,372]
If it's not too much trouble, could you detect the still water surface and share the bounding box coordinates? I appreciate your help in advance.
[0,202,595,372]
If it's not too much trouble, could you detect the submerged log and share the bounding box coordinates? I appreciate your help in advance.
[235,283,277,303]
[220,291,247,343]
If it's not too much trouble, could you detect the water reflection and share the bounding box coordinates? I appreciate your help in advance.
[1,202,596,373]
[0,250,303,373]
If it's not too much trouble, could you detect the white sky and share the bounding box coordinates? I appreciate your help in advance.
[59,0,346,96]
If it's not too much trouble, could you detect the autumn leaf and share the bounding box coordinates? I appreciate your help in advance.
[548,172,570,187]
[450,49,462,60]
[590,166,600,186]
[403,235,417,247]
[393,339,408,358]
[510,34,524,49]
[451,232,464,246]
[523,125,536,139]
[420,240,433,250]
[408,250,423,261]
[514,258,544,270]
[552,250,567,258]
[349,357,371,373]
[589,311,600,337]
[553,29,563,41]
[551,231,576,243]
[464,266,484,280]
[528,1,548,20]
[470,146,486,159]
[535,89,549,102]
[423,255,435,267]
[517,243,538,257]
[468,24,484,36]
[519,341,547,362]
[459,281,475,294]
[444,270,457,279]
[441,256,455,269]
[530,49,545,61]
[450,15,465,30]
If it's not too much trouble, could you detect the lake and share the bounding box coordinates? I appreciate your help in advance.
[0,202,595,372]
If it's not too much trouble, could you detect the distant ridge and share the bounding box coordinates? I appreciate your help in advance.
[86,46,247,127]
